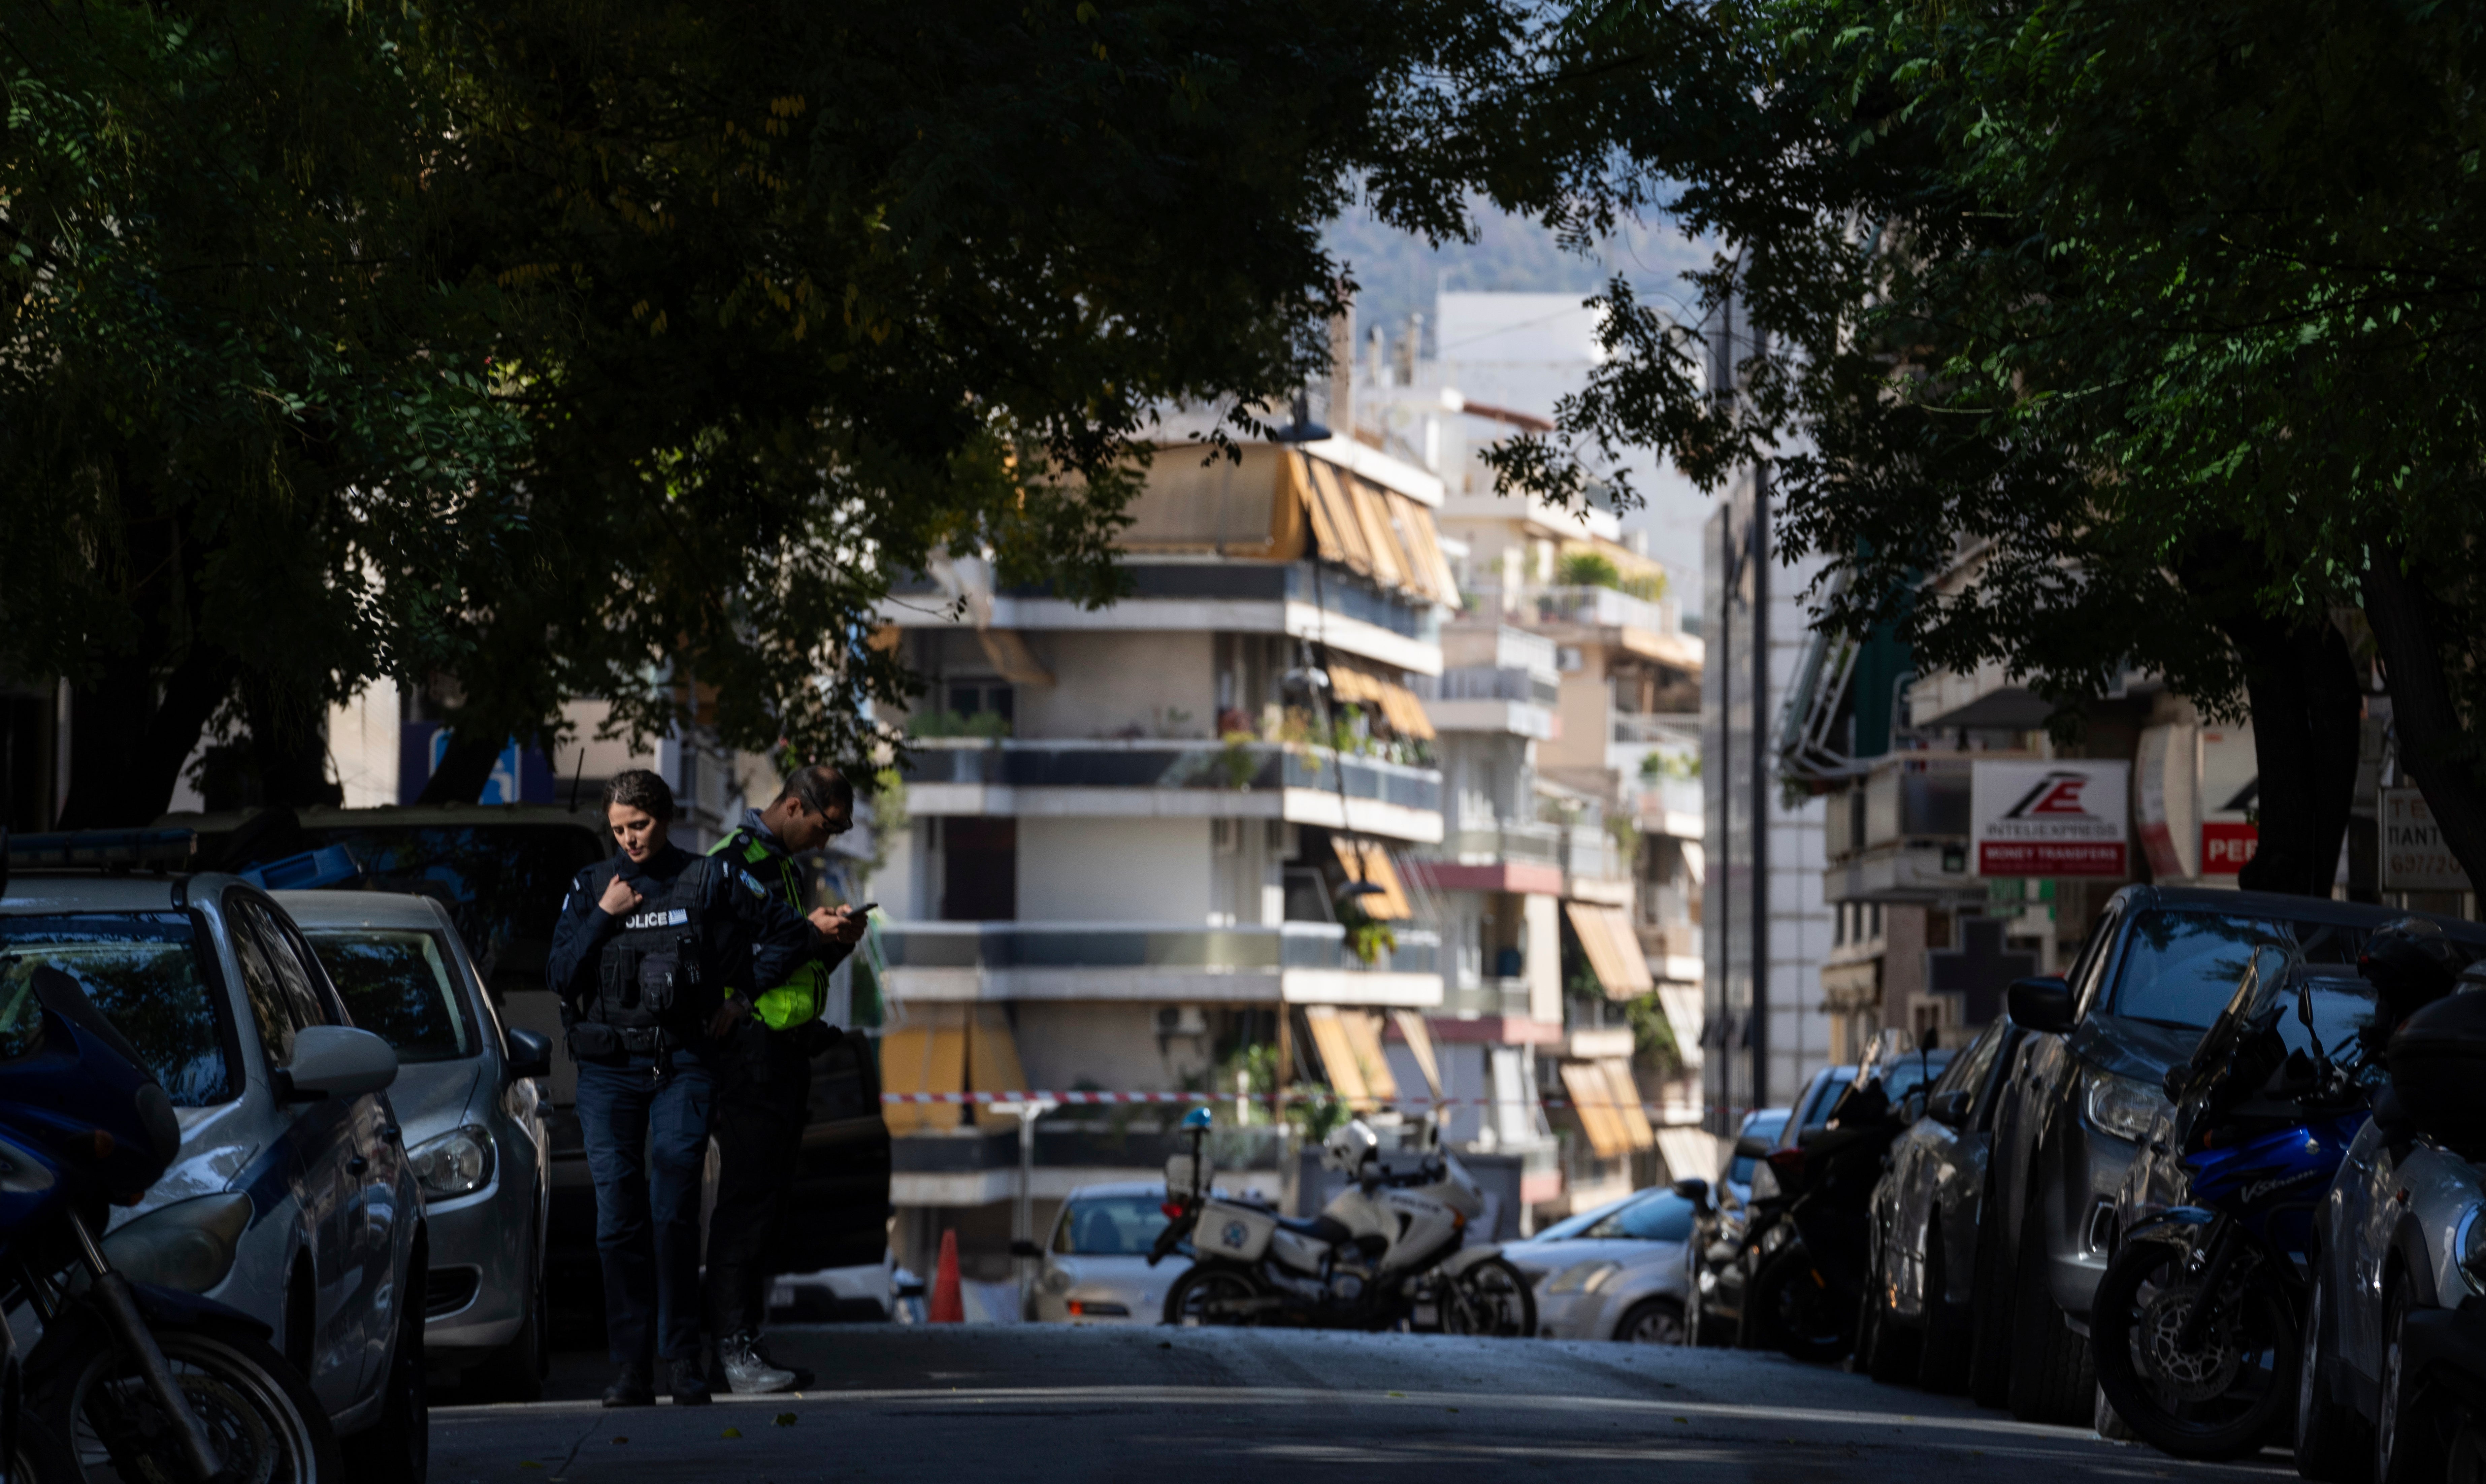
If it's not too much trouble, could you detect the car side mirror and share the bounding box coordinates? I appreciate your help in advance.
[1898,1090,1928,1125]
[1671,1177,1711,1210]
[1008,1239,1045,1260]
[1731,1134,1773,1161]
[2005,975,2076,1035]
[1927,1089,1972,1128]
[278,1025,397,1102]
[503,1026,552,1082]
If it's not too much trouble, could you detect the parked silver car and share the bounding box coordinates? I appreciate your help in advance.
[1505,1186,1699,1343]
[1015,1182,1191,1324]
[279,889,553,1400]
[1,858,427,1481]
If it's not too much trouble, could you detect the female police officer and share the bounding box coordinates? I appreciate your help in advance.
[546,768,865,1407]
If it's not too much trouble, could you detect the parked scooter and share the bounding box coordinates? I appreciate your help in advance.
[2091,954,2371,1461]
[1150,1109,1535,1335]
[1743,1031,1945,1363]
[0,963,339,1480]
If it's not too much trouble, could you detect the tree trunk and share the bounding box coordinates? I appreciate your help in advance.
[56,650,236,828]
[2363,547,2486,892]
[2215,612,2361,898]
[241,678,343,811]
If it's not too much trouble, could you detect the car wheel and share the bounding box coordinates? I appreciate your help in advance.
[2379,1280,2448,1484]
[465,1255,548,1404]
[2295,1272,2369,1482]
[1862,1249,1919,1385]
[1917,1219,1969,1394]
[1615,1298,1686,1346]
[343,1258,429,1484]
[1966,1188,2013,1408]
[2006,1193,2092,1426]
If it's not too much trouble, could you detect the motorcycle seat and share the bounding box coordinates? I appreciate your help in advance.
[1275,1213,1354,1244]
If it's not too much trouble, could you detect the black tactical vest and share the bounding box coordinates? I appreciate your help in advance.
[569,856,719,1061]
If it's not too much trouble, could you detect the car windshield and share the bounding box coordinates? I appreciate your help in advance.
[1785,1070,1854,1140]
[1052,1195,1173,1255]
[0,914,235,1104]
[1535,1190,1651,1241]
[1576,1192,1696,1243]
[291,825,602,994]
[2111,910,2367,1030]
[303,929,477,1062]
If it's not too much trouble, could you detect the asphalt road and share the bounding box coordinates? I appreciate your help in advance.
[433,1326,2292,1484]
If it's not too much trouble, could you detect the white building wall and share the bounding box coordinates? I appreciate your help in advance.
[1012,631,1217,740]
[1012,1001,1220,1093]
[1017,816,1213,921]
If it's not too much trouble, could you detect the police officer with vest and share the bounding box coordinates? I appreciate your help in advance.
[546,768,865,1408]
[700,764,859,1393]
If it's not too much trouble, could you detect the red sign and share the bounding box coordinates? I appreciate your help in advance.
[2200,822,2258,876]
[1977,841,2128,876]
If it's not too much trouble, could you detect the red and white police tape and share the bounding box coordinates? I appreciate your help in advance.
[878,1090,1664,1112]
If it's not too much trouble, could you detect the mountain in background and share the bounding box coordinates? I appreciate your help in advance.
[1321,199,1712,361]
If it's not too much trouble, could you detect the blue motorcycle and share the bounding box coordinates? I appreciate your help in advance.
[0,961,334,1481]
[2092,953,2377,1460]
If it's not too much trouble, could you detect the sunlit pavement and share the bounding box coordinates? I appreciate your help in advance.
[432,1325,2289,1483]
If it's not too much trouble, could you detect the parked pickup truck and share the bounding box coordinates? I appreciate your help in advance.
[1978,885,2486,1425]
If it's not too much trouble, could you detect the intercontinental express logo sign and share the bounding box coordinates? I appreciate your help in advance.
[1970,760,2131,877]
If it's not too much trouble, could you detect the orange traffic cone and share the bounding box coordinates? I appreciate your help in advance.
[929,1229,965,1323]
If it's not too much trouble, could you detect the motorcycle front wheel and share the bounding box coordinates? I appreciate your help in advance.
[2092,1235,2295,1460]
[1163,1266,1267,1327]
[1440,1257,1536,1339]
[31,1305,341,1482]
[1749,1245,1852,1364]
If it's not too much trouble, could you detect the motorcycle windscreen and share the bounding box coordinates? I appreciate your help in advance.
[764,1034,895,1275]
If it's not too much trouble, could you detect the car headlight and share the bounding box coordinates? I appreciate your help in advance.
[409,1125,496,1198]
[1545,1259,1622,1295]
[2460,1209,2486,1295]
[102,1193,252,1294]
[2083,1070,2164,1142]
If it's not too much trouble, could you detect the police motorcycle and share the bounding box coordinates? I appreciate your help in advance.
[1150,1109,1536,1335]
[0,962,337,1480]
[2090,951,2373,1461]
[1742,1030,1943,1364]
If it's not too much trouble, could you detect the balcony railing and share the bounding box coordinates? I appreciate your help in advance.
[1612,712,1698,746]
[1439,977,1534,1019]
[881,920,1442,976]
[1422,667,1560,706]
[898,738,1442,814]
[1522,585,1681,636]
[1562,826,1627,883]
[1437,820,1564,866]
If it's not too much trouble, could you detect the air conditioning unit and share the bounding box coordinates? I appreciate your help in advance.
[1155,1005,1209,1038]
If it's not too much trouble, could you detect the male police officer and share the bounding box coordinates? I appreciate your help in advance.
[701,764,857,1392]
[547,768,865,1408]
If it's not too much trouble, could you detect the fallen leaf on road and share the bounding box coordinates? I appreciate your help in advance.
[1445,1409,1460,1415]
[519,1464,542,1471]
[1386,1391,1405,1398]
[1673,1418,1689,1425]
[722,1427,743,1439]
[1157,1342,1172,1350]
[775,1413,797,1427]
[613,1438,627,1445]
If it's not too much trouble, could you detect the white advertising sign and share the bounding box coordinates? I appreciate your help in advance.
[2380,787,2473,892]
[1971,759,2131,878]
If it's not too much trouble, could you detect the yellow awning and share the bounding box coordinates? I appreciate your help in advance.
[1600,1057,1656,1152]
[1565,902,1654,998]
[1378,678,1435,740]
[1559,1060,1631,1159]
[1331,837,1412,920]
[1343,473,1408,591]
[1338,1010,1400,1104]
[1303,1005,1392,1110]
[879,1004,967,1135]
[1301,457,1374,576]
[1389,490,1462,605]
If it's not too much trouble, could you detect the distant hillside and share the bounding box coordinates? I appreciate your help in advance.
[1321,200,1711,360]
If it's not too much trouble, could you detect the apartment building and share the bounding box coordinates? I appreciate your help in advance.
[868,434,1464,1277]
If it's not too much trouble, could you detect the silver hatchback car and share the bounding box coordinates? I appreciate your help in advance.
[278,890,552,1399]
